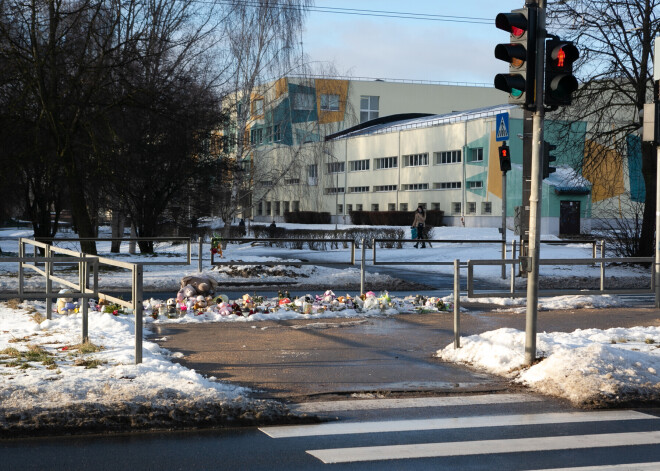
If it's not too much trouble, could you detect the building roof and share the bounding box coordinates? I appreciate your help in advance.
[326,104,517,140]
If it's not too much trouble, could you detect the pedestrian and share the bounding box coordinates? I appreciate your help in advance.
[238,218,246,237]
[411,205,426,248]
[268,221,276,238]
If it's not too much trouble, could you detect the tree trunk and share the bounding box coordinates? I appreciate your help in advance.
[110,211,125,253]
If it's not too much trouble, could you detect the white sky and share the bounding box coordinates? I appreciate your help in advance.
[302,0,526,83]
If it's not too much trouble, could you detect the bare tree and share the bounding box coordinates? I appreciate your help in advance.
[547,0,660,255]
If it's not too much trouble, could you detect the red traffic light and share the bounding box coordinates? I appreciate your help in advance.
[495,12,528,38]
[547,42,578,70]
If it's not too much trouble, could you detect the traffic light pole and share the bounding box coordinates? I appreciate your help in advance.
[524,0,546,366]
[502,171,507,279]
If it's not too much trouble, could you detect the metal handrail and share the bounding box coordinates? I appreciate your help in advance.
[466,257,654,298]
[210,238,356,266]
[36,237,192,266]
[13,238,144,364]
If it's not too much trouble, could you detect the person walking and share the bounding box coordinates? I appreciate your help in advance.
[411,206,426,248]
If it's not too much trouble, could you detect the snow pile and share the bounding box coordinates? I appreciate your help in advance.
[0,301,298,436]
[437,326,660,406]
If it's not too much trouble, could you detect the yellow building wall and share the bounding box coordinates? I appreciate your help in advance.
[583,140,625,202]
[487,131,503,199]
[315,79,349,124]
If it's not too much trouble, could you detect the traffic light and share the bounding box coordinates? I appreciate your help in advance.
[494,7,537,107]
[545,39,579,106]
[498,143,511,172]
[542,141,557,179]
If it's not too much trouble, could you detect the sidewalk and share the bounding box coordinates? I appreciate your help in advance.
[151,303,660,401]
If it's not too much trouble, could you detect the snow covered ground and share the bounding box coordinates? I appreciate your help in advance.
[0,224,657,436]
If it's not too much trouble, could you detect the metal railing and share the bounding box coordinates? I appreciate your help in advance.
[4,238,145,364]
[466,256,654,298]
[372,239,507,265]
[210,238,356,266]
[38,237,192,265]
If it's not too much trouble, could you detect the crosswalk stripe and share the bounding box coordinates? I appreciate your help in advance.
[290,393,542,413]
[260,410,655,439]
[525,462,660,471]
[306,431,660,464]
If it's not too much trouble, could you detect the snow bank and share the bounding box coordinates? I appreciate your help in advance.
[437,326,660,406]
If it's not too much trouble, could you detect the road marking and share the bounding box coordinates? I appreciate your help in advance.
[526,463,660,471]
[290,393,542,413]
[306,431,660,463]
[260,410,655,438]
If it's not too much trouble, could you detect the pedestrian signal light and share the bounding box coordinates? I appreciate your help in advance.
[498,143,511,173]
[545,39,579,106]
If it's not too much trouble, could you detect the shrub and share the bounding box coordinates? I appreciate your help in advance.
[284,211,331,224]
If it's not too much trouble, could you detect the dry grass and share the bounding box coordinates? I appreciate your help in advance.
[74,358,106,369]
[72,341,103,354]
[5,299,21,309]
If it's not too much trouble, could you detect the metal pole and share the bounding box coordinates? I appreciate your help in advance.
[656,145,660,307]
[525,1,546,366]
[80,253,88,343]
[45,246,52,320]
[133,264,144,364]
[360,238,366,295]
[198,236,203,272]
[18,239,24,299]
[501,171,507,279]
[453,259,460,349]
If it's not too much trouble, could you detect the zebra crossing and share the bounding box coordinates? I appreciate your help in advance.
[259,393,660,469]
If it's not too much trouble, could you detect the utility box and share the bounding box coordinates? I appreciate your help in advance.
[643,103,659,145]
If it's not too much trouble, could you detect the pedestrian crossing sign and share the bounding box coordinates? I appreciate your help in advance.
[495,113,509,142]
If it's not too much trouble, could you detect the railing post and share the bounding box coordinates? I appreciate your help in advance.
[80,252,89,343]
[371,238,376,264]
[350,240,355,265]
[453,259,461,349]
[360,238,366,295]
[198,236,203,272]
[18,239,24,299]
[501,240,506,280]
[133,264,144,364]
[510,256,516,296]
[45,245,52,320]
[600,241,605,292]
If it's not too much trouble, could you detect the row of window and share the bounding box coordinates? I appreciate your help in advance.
[322,149,484,175]
[247,94,378,120]
[250,124,281,145]
[334,202,492,215]
[321,181,483,193]
[257,200,300,217]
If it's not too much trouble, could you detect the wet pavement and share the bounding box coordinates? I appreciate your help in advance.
[150,303,660,401]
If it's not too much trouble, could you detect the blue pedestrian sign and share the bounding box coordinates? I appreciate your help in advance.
[495,113,509,142]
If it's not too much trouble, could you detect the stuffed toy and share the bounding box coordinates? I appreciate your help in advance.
[180,276,218,296]
[57,289,74,314]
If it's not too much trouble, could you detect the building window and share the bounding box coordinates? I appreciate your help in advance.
[417,203,426,210]
[452,202,461,215]
[356,204,363,211]
[431,202,441,211]
[327,162,345,173]
[373,185,397,192]
[374,156,397,170]
[346,204,353,213]
[371,204,379,211]
[469,147,484,162]
[307,164,318,185]
[349,186,369,193]
[400,203,408,211]
[272,124,281,142]
[435,150,462,164]
[292,200,300,212]
[402,183,429,191]
[337,204,343,214]
[283,201,290,214]
[482,202,492,214]
[285,178,300,185]
[388,203,396,211]
[257,201,263,216]
[266,201,272,215]
[467,202,476,214]
[468,181,484,189]
[250,128,263,145]
[259,180,274,187]
[252,98,264,116]
[349,159,370,171]
[293,92,315,110]
[274,201,282,216]
[403,153,429,167]
[320,94,340,111]
[434,181,462,189]
[360,95,379,123]
[325,187,345,195]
